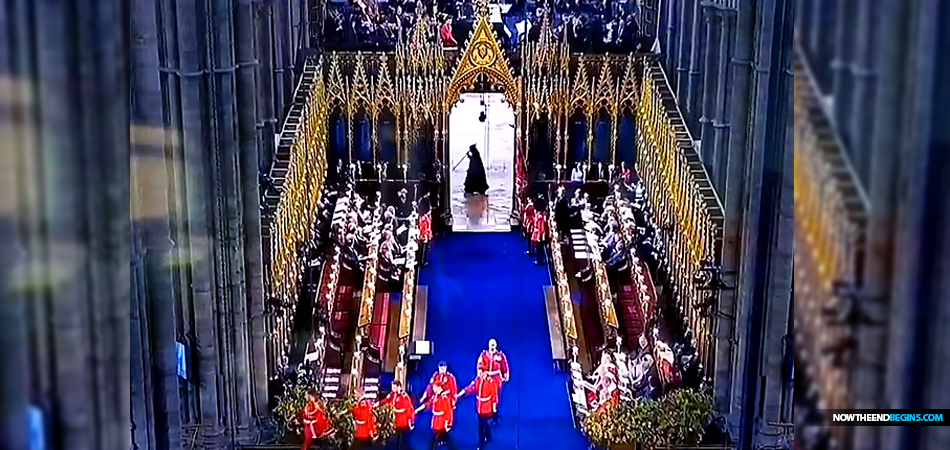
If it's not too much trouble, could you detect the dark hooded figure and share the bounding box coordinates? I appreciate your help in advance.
[464,144,489,196]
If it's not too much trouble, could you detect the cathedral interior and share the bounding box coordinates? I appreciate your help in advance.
[1,0,945,450]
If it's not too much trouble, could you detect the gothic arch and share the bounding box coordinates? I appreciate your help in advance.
[445,3,519,108]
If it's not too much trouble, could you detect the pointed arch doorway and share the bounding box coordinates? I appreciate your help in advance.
[448,92,515,232]
[445,3,520,232]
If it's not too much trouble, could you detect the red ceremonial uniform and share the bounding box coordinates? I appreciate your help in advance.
[380,390,416,430]
[418,213,433,243]
[351,398,378,440]
[424,372,458,403]
[523,204,536,236]
[531,212,547,243]
[477,350,510,385]
[300,401,332,449]
[426,392,456,432]
[462,376,501,416]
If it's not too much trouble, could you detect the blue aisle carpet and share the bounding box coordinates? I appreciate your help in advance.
[398,232,589,450]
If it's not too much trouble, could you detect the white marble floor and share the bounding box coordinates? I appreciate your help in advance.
[448,93,514,232]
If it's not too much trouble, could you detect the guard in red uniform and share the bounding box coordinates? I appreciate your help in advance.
[421,361,458,406]
[351,389,378,448]
[416,385,456,449]
[476,339,509,425]
[530,209,548,264]
[379,380,415,449]
[300,391,333,450]
[457,372,501,449]
[419,211,433,243]
[523,201,536,250]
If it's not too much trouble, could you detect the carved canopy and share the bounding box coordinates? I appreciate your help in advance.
[445,0,519,107]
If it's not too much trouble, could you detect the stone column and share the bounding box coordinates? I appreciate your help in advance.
[698,5,720,169]
[727,0,794,446]
[712,9,735,192]
[882,1,941,448]
[847,0,878,184]
[664,0,678,71]
[831,0,856,147]
[686,0,705,128]
[257,2,278,172]
[715,0,754,429]
[675,0,695,103]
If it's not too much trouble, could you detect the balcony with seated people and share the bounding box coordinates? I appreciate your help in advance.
[319,0,651,55]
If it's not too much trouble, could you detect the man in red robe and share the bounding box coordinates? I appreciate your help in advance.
[379,380,415,449]
[476,339,509,424]
[457,372,501,449]
[416,385,456,449]
[421,361,458,406]
[300,391,333,450]
[351,389,378,448]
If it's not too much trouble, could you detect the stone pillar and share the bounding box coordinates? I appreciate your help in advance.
[715,0,755,428]
[686,0,705,128]
[727,0,795,447]
[882,1,941,448]
[712,9,735,192]
[847,0,878,184]
[664,0,678,72]
[698,6,720,170]
[675,0,695,102]
[831,0,856,148]
[257,2,278,173]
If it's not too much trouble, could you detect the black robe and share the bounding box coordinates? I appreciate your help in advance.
[464,147,490,195]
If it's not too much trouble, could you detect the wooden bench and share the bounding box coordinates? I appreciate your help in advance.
[410,286,428,359]
[544,286,567,369]
[384,295,402,372]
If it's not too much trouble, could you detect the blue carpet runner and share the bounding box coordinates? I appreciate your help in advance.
[399,232,589,450]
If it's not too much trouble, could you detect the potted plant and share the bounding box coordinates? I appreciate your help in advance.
[657,388,714,447]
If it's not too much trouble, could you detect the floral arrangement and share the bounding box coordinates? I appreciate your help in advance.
[581,388,714,449]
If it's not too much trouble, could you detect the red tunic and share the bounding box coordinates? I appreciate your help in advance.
[418,213,433,243]
[440,23,458,46]
[531,212,547,243]
[424,372,458,404]
[427,392,456,432]
[461,376,501,416]
[523,204,536,235]
[351,398,378,440]
[380,390,416,430]
[477,350,510,385]
[300,401,332,439]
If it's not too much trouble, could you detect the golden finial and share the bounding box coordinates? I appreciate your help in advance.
[476,0,489,19]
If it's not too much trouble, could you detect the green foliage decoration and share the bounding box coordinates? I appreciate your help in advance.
[657,388,715,447]
[374,404,397,442]
[327,395,357,448]
[274,382,314,434]
[580,388,715,449]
